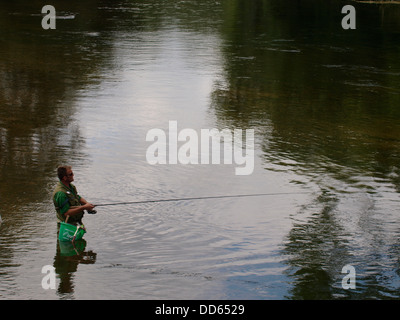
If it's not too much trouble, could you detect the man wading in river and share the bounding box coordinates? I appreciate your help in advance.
[53,165,95,225]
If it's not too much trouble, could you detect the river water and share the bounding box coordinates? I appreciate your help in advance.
[1,0,400,300]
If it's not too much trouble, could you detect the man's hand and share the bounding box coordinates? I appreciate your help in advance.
[83,203,95,211]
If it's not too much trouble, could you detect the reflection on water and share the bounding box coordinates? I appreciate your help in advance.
[213,0,400,299]
[1,0,400,300]
[54,239,96,298]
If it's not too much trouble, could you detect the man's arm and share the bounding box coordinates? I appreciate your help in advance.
[79,197,89,206]
[65,203,94,217]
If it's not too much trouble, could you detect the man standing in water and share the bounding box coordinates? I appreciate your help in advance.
[53,165,95,225]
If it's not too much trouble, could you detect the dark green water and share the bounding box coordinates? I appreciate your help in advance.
[1,0,400,299]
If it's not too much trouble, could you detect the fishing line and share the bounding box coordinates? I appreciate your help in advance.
[94,192,311,207]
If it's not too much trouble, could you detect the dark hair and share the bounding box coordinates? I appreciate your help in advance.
[57,165,71,180]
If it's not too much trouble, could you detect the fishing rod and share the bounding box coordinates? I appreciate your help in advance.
[94,191,310,208]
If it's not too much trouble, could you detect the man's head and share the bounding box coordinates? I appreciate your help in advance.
[57,165,74,184]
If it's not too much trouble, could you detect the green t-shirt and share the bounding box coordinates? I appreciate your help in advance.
[54,191,80,214]
[53,182,82,223]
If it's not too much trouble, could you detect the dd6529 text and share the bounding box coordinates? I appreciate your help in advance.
[199,304,244,315]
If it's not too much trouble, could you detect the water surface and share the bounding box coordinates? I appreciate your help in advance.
[1,0,400,300]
